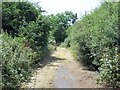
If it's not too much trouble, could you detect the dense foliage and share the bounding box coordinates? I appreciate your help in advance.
[49,11,77,45]
[1,2,50,88]
[2,2,51,59]
[19,15,51,60]
[1,34,36,88]
[1,1,76,88]
[65,2,120,87]
[1,1,120,88]
[2,2,39,36]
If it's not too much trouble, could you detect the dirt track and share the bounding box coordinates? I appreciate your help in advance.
[22,47,103,88]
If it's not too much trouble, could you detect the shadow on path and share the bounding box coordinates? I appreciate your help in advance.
[41,55,65,67]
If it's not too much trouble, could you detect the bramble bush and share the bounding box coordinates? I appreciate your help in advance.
[2,1,51,62]
[2,1,51,88]
[65,2,120,87]
[1,34,37,88]
[98,47,120,88]
[19,16,50,61]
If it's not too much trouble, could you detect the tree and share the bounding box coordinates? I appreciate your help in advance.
[2,2,41,36]
[49,11,77,44]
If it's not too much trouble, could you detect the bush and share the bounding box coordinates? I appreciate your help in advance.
[68,2,118,65]
[2,2,51,88]
[66,2,120,87]
[2,1,51,63]
[98,47,120,88]
[2,2,39,36]
[19,16,50,61]
[1,34,36,88]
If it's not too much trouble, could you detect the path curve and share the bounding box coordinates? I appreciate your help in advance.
[22,47,103,88]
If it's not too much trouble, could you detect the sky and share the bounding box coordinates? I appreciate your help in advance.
[29,0,102,17]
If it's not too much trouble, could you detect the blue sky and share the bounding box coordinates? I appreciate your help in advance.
[29,0,102,17]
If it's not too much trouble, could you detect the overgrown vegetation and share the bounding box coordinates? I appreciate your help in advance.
[1,1,77,88]
[48,11,77,45]
[1,2,51,88]
[65,2,120,88]
[1,1,120,88]
[1,34,36,88]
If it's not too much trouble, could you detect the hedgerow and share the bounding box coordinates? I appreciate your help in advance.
[1,34,37,88]
[66,2,120,87]
[98,47,120,88]
[2,1,50,88]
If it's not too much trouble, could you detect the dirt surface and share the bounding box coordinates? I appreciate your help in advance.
[22,47,104,88]
[54,58,103,88]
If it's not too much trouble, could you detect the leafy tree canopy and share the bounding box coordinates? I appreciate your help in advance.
[49,11,77,44]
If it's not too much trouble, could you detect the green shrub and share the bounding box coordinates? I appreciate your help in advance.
[19,16,50,61]
[98,47,120,88]
[2,2,40,36]
[66,2,120,87]
[67,2,118,65]
[1,34,36,88]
